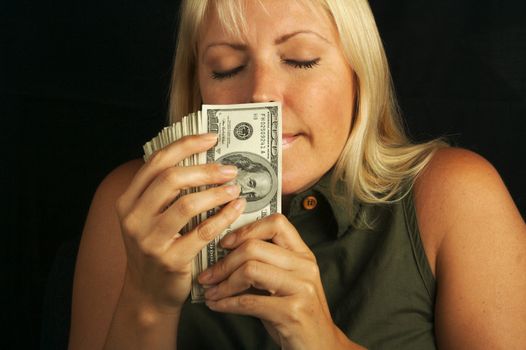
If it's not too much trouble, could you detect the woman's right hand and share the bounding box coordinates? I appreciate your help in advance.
[115,133,245,314]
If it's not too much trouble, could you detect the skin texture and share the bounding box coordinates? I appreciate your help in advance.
[71,135,249,350]
[68,1,526,349]
[198,0,354,195]
[194,2,360,347]
[414,149,526,349]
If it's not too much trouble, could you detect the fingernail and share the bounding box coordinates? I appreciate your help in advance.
[199,269,212,282]
[202,133,218,141]
[219,165,238,176]
[224,184,240,196]
[221,233,236,247]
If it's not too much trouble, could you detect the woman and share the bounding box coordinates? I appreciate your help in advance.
[69,0,526,349]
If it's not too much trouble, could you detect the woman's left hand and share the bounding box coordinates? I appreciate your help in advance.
[198,213,362,350]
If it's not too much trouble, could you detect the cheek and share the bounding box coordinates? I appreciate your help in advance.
[200,83,246,104]
[290,78,353,134]
[198,68,221,104]
[198,66,248,104]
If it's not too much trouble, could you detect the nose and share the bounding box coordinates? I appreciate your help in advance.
[249,64,281,103]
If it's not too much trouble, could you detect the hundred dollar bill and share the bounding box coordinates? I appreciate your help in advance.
[142,102,282,302]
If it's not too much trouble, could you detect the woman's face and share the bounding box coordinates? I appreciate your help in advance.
[198,0,354,194]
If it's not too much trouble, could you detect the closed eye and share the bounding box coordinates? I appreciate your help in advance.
[210,58,320,80]
[283,58,320,69]
[211,65,245,80]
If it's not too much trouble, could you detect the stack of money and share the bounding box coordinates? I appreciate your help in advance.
[143,102,282,302]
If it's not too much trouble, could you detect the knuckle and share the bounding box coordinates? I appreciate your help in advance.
[223,205,240,222]
[236,225,252,242]
[215,186,233,201]
[210,188,225,204]
[212,211,236,234]
[196,222,216,242]
[148,149,167,167]
[157,168,173,185]
[214,257,227,275]
[241,239,260,256]
[287,299,304,322]
[238,294,256,308]
[305,261,320,278]
[175,196,196,218]
[153,218,172,236]
[208,163,224,177]
[241,261,259,278]
[121,210,140,236]
[270,213,286,224]
[158,167,180,187]
[268,213,288,231]
[179,135,194,146]
[180,134,201,151]
[275,213,289,229]
[268,213,281,225]
[300,281,317,297]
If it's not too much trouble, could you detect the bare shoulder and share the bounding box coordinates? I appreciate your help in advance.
[414,147,526,348]
[97,158,144,199]
[413,147,524,269]
[69,159,143,350]
[79,158,144,236]
[77,158,144,247]
[414,147,514,211]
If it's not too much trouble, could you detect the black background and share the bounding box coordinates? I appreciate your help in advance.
[3,0,525,349]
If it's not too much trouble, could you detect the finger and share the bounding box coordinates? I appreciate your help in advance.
[136,163,238,215]
[168,197,247,263]
[199,239,305,285]
[148,184,242,242]
[118,133,218,214]
[205,293,290,324]
[204,260,303,301]
[221,213,310,253]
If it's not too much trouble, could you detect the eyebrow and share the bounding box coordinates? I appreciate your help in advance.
[202,30,330,57]
[203,43,247,56]
[275,30,331,45]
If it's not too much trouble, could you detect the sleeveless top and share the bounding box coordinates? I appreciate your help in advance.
[178,172,437,349]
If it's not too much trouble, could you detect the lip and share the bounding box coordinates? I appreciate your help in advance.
[282,134,299,148]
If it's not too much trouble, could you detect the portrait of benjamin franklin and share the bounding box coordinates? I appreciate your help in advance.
[218,152,278,213]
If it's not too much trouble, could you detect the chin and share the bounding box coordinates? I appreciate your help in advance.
[280,173,298,195]
[282,150,310,194]
[281,172,317,195]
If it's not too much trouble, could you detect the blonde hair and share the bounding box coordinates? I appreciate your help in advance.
[169,0,447,222]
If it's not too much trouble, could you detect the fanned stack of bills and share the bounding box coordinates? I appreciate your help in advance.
[143,102,282,302]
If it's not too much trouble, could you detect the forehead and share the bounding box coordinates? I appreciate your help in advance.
[199,0,334,44]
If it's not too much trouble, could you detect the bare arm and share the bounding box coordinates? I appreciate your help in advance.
[69,159,183,349]
[69,160,142,349]
[71,159,182,349]
[69,134,245,350]
[414,148,526,349]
